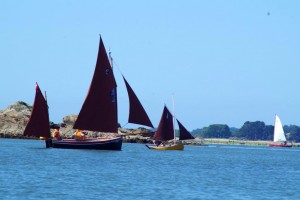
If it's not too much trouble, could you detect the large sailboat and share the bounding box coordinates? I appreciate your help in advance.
[24,36,153,150]
[51,36,153,150]
[23,83,52,148]
[145,105,194,150]
[269,115,292,148]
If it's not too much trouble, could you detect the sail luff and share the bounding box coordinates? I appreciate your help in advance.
[23,83,50,138]
[73,37,118,133]
[153,106,174,141]
[177,119,195,140]
[122,75,154,128]
[273,115,287,142]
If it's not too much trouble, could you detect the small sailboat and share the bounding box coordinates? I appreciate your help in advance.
[51,36,153,150]
[269,115,292,148]
[23,83,52,148]
[146,105,194,150]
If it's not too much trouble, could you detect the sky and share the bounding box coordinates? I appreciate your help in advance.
[1,0,300,131]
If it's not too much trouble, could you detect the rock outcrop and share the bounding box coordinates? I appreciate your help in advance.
[0,101,31,138]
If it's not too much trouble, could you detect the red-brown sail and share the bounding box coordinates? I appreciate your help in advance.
[73,37,118,133]
[122,75,154,128]
[153,106,174,141]
[177,119,195,140]
[23,83,50,138]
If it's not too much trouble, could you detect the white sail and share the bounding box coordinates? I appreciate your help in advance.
[273,115,287,143]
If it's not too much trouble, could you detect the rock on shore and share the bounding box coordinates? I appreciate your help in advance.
[0,101,31,138]
[0,102,154,143]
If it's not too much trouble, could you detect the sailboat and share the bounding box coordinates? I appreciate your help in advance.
[51,36,153,150]
[23,83,52,148]
[146,105,194,150]
[269,115,292,148]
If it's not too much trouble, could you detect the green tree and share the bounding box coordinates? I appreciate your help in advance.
[284,125,300,142]
[263,125,274,140]
[201,124,231,138]
[238,121,266,140]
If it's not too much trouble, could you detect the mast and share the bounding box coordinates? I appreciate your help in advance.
[172,95,176,144]
[109,49,113,69]
[44,91,48,107]
[109,49,118,130]
[274,114,277,142]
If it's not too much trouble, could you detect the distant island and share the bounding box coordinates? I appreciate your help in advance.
[191,122,300,143]
[1,101,300,145]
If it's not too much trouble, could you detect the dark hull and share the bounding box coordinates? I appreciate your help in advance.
[51,137,122,150]
[269,143,292,148]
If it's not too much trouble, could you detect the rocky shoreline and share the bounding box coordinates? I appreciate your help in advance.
[3,102,297,147]
[0,102,205,145]
[0,101,156,144]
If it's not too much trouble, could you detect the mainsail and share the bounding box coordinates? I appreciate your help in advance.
[177,119,195,140]
[122,75,153,128]
[153,106,174,141]
[23,83,50,138]
[73,37,118,133]
[73,36,153,133]
[273,115,287,142]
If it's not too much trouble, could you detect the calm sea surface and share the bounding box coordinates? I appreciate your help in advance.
[1,139,300,200]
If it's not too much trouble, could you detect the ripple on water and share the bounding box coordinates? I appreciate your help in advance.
[1,139,300,200]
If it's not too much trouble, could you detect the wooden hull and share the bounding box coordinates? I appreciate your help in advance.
[51,137,122,150]
[145,143,184,150]
[269,143,292,148]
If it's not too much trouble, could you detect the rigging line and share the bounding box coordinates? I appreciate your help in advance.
[108,50,124,76]
[171,93,177,119]
[172,95,176,143]
[121,122,129,128]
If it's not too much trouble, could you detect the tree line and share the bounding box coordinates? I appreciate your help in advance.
[191,121,300,142]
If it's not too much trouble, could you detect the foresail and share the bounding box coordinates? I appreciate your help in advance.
[274,115,287,142]
[73,37,118,133]
[123,75,154,128]
[153,106,174,141]
[177,119,194,140]
[23,83,50,138]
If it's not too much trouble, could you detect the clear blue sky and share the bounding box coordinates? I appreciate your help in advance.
[1,0,300,130]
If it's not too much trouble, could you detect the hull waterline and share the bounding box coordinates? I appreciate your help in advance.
[145,143,184,150]
[269,143,292,148]
[51,137,122,150]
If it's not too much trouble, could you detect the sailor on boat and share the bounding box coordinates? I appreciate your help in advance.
[52,127,62,140]
[155,141,162,146]
[159,142,165,147]
[74,130,88,141]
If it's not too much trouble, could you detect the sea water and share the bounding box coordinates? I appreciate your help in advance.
[0,139,300,200]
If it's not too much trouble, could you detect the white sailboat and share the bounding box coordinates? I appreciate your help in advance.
[269,115,292,147]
